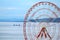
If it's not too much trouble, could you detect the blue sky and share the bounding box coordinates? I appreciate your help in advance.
[0,0,60,21]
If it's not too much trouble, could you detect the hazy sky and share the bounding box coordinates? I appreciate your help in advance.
[0,0,60,21]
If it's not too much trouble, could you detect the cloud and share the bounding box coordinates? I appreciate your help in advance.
[0,7,20,10]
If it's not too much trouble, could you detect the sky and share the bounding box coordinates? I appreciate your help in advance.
[0,0,60,21]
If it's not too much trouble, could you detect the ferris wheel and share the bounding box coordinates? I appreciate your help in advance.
[23,2,60,40]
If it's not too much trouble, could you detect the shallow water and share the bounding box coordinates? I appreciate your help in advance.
[0,22,60,40]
